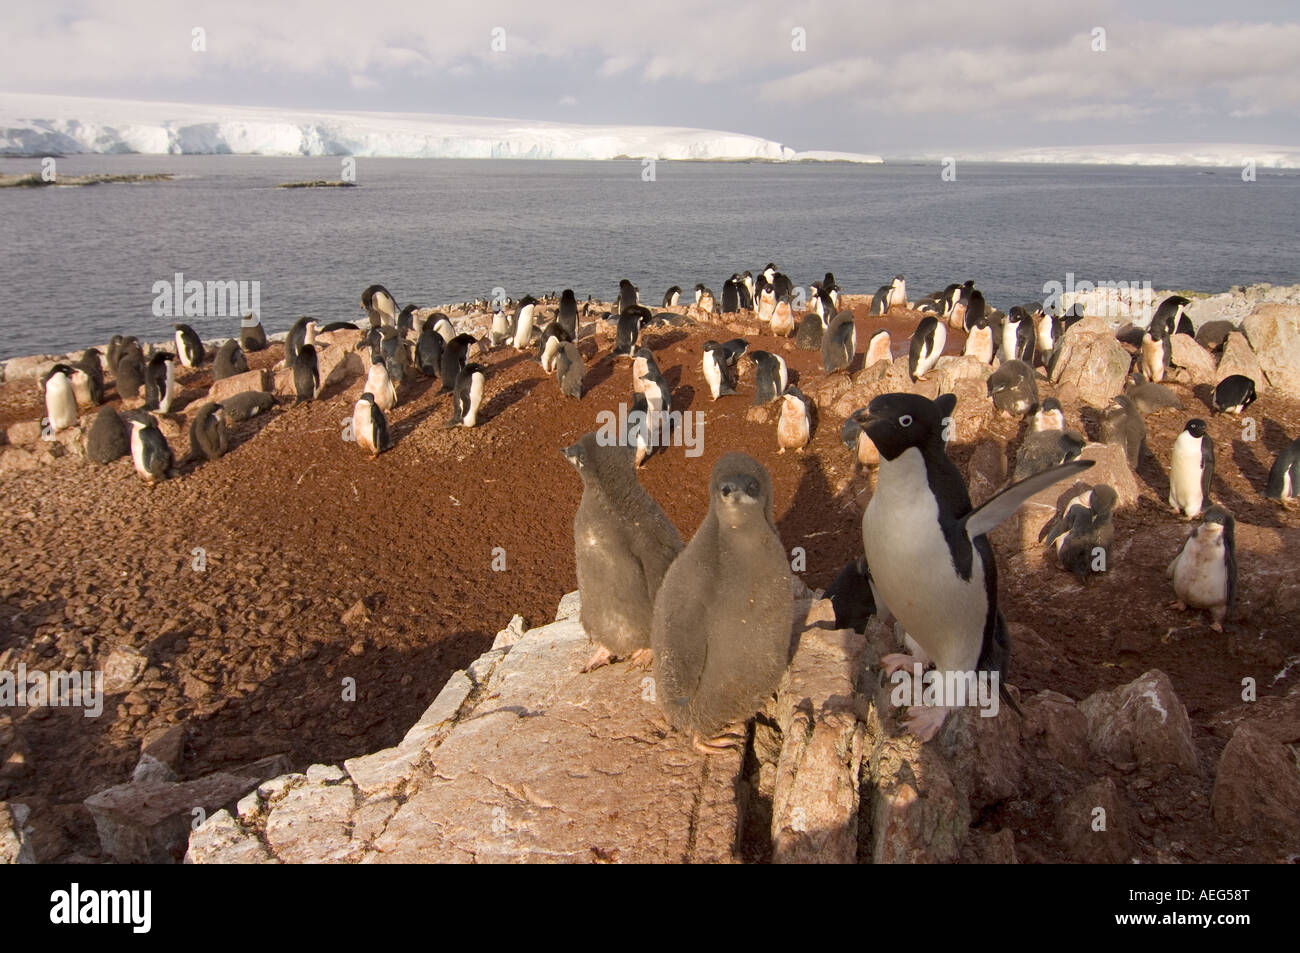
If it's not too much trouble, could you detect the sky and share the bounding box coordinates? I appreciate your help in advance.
[2,0,1298,154]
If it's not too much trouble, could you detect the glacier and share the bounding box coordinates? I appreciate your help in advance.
[922,143,1300,170]
[0,93,883,163]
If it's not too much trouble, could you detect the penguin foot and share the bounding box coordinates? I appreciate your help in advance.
[580,646,614,673]
[1168,600,1187,612]
[902,705,950,742]
[880,652,923,676]
[693,730,744,755]
[1210,622,1224,633]
[627,648,654,670]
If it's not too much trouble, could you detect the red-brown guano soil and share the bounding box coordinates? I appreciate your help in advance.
[0,299,1297,863]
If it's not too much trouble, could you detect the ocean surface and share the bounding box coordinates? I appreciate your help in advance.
[2,154,1298,360]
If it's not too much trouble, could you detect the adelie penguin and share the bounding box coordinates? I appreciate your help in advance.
[652,453,793,753]
[702,339,746,400]
[776,386,811,453]
[1152,295,1194,338]
[1041,484,1118,584]
[908,315,946,382]
[212,339,249,381]
[564,431,684,673]
[859,391,1093,740]
[864,329,892,368]
[821,311,856,374]
[365,356,397,411]
[795,311,828,351]
[555,340,584,398]
[613,305,651,358]
[1099,394,1146,469]
[439,333,476,394]
[114,345,145,401]
[294,344,320,403]
[187,402,229,462]
[416,322,444,378]
[511,295,539,350]
[285,317,317,368]
[352,392,391,458]
[748,350,788,405]
[1001,307,1036,365]
[446,363,486,428]
[1140,324,1172,384]
[770,295,795,336]
[633,346,671,417]
[693,284,716,315]
[537,321,573,374]
[128,413,173,484]
[722,275,744,314]
[1169,418,1214,519]
[825,555,876,633]
[963,316,994,364]
[1167,505,1236,631]
[488,305,511,348]
[361,284,398,327]
[1014,399,1086,479]
[240,314,268,352]
[1211,375,1257,415]
[143,352,178,413]
[73,349,104,406]
[173,323,204,368]
[558,289,579,338]
[618,278,639,312]
[1265,435,1300,502]
[42,365,79,431]
[397,304,418,337]
[661,286,682,309]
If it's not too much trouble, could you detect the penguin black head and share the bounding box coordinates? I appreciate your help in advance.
[1201,504,1234,531]
[359,392,376,406]
[1185,418,1208,439]
[48,363,76,377]
[1091,484,1119,518]
[858,392,957,462]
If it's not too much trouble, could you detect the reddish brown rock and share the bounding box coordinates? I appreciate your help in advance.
[1078,669,1200,775]
[1210,723,1300,849]
[208,368,269,403]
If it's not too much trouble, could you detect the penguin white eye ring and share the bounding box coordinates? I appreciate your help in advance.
[899,414,914,427]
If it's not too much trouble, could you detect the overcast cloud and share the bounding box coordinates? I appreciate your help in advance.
[1,0,1297,153]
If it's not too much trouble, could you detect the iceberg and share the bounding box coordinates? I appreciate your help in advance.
[916,143,1300,170]
[0,93,883,163]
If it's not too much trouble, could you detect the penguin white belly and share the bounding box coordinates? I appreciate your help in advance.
[1001,323,1018,361]
[1169,438,1204,516]
[70,370,93,406]
[775,355,789,394]
[463,373,484,427]
[916,324,947,377]
[45,379,78,430]
[1171,537,1227,608]
[352,403,373,452]
[702,354,722,400]
[490,311,509,344]
[512,306,535,349]
[863,449,986,674]
[129,429,148,477]
[541,336,560,373]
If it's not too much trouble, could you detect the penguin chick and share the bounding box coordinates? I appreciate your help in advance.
[1043,484,1117,583]
[1167,505,1236,631]
[563,432,684,673]
[651,453,793,753]
[1099,394,1146,469]
[776,386,811,453]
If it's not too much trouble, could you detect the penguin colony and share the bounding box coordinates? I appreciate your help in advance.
[31,276,1290,751]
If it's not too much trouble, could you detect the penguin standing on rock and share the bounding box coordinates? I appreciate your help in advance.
[987,360,1039,418]
[662,286,682,309]
[652,453,793,753]
[43,365,79,431]
[73,349,104,406]
[511,296,539,350]
[1001,307,1036,364]
[864,329,892,368]
[564,431,684,672]
[693,284,716,315]
[240,314,269,352]
[1152,295,1193,338]
[1014,399,1086,479]
[618,279,639,312]
[128,413,173,483]
[795,311,828,351]
[1167,505,1236,630]
[908,316,947,381]
[352,392,391,457]
[1169,419,1214,518]
[859,392,1093,740]
[285,317,316,369]
[173,324,204,367]
[963,316,994,364]
[842,410,881,468]
[821,311,857,374]
[1265,435,1300,501]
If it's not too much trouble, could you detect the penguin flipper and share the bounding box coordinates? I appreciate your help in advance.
[963,459,1095,540]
